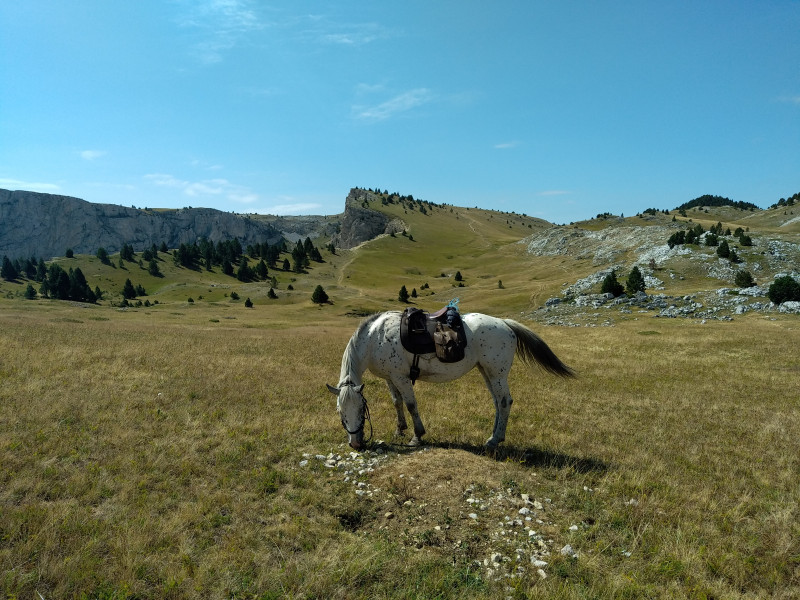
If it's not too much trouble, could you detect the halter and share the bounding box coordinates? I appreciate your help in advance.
[338,381,373,444]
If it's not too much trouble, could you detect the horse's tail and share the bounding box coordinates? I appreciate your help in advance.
[503,319,576,378]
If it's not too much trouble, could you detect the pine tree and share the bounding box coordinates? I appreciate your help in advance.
[244,297,253,308]
[1,256,18,281]
[123,278,137,299]
[601,270,625,297]
[311,285,329,304]
[398,285,410,303]
[626,266,645,295]
[24,284,37,300]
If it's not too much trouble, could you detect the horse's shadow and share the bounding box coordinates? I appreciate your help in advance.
[381,439,609,475]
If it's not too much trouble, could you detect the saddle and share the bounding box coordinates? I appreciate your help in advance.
[400,305,468,383]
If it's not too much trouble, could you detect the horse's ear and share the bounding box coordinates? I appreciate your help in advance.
[326,384,340,395]
[355,384,365,394]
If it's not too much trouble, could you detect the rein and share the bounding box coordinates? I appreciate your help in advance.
[339,382,373,444]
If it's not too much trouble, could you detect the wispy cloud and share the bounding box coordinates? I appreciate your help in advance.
[777,95,800,105]
[537,190,571,196]
[80,150,106,161]
[494,141,521,149]
[353,88,434,122]
[0,178,61,193]
[299,15,392,47]
[258,202,322,215]
[176,0,267,64]
[144,173,259,204]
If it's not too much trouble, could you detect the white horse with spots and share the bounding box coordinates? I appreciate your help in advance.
[327,311,574,450]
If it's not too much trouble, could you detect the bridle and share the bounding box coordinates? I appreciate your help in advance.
[338,381,373,444]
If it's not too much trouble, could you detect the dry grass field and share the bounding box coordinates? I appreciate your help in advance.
[2,297,799,599]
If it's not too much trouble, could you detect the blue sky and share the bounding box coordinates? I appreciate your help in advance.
[1,1,798,224]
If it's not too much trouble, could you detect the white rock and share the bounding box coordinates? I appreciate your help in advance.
[468,513,478,520]
[537,568,547,579]
[569,524,579,531]
[560,544,576,557]
[532,559,548,568]
[299,460,308,467]
[519,507,531,515]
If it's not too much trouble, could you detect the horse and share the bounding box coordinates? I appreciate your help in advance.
[327,311,575,450]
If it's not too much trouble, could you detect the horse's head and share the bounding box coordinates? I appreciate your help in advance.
[326,382,368,450]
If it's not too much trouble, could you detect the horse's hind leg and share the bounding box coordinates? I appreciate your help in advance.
[478,367,513,449]
[386,380,408,437]
[390,378,426,446]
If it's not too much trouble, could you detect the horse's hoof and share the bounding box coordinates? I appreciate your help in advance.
[393,428,406,438]
[485,437,500,449]
[409,436,423,447]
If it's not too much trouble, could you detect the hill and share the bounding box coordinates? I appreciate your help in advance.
[1,186,799,322]
[0,189,285,259]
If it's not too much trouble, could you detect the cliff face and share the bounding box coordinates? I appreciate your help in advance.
[0,189,284,259]
[330,188,405,249]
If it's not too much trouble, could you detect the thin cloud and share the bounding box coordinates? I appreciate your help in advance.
[258,202,322,215]
[494,141,521,149]
[0,178,61,193]
[80,150,107,161]
[353,88,433,122]
[537,190,572,196]
[176,0,266,64]
[777,95,800,105]
[144,173,259,204]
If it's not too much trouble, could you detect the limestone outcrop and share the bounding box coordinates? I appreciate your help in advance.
[0,189,283,259]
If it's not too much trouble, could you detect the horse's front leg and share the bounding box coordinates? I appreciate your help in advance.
[390,378,426,445]
[480,370,513,449]
[386,380,408,437]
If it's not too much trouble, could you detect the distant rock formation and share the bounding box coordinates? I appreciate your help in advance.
[0,189,284,259]
[330,188,406,249]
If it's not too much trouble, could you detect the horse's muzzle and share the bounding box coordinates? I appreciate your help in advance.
[348,431,364,450]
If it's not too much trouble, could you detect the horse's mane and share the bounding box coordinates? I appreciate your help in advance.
[339,312,385,382]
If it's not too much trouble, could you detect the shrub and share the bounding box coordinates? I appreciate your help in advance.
[398,285,410,303]
[717,240,730,259]
[311,285,329,305]
[244,297,253,308]
[626,266,646,295]
[601,270,625,297]
[734,270,755,288]
[768,276,800,305]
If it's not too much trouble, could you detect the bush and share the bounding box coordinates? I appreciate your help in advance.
[767,276,800,305]
[717,240,730,259]
[734,270,755,288]
[601,270,625,297]
[311,285,329,304]
[626,266,645,295]
[244,297,253,308]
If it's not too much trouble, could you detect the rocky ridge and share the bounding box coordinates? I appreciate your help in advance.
[524,222,800,325]
[0,189,285,259]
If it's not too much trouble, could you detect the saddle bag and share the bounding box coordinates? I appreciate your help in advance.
[433,322,464,363]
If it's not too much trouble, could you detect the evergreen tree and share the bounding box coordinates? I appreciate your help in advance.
[1,256,18,281]
[267,287,278,299]
[768,275,800,305]
[398,285,410,303]
[311,285,329,304]
[148,259,161,277]
[244,297,253,308]
[601,270,625,297]
[626,266,645,295]
[122,278,137,299]
[717,240,731,258]
[255,259,268,280]
[734,270,755,288]
[96,247,111,265]
[454,271,463,282]
[65,248,74,258]
[24,283,37,300]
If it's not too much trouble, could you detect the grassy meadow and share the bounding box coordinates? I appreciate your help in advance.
[2,199,800,598]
